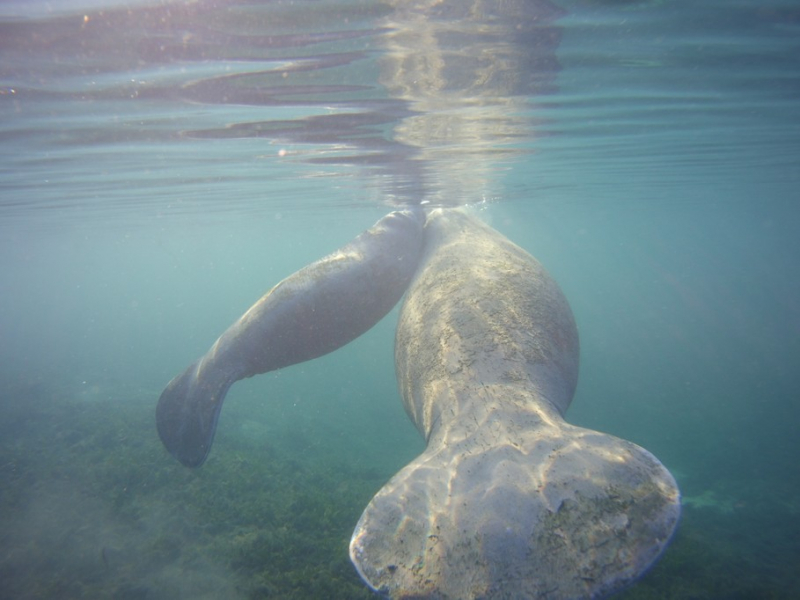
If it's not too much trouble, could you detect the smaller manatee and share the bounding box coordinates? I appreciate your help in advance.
[156,207,426,467]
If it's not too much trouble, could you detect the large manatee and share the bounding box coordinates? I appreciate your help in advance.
[350,209,680,599]
[156,207,425,467]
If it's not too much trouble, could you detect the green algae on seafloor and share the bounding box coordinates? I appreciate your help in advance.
[616,508,793,600]
[681,489,739,514]
[1,382,798,599]
[0,385,377,599]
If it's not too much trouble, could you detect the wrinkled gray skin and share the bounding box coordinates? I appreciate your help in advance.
[350,209,680,599]
[156,208,426,468]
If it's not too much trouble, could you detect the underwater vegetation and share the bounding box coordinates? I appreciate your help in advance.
[0,378,375,599]
[0,377,797,599]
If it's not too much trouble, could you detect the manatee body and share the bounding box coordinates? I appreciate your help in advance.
[156,208,425,468]
[350,209,680,599]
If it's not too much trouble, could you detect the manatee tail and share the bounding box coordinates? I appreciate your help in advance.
[156,358,234,467]
[350,415,680,599]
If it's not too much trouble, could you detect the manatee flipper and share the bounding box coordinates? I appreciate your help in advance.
[350,209,680,599]
[156,208,426,467]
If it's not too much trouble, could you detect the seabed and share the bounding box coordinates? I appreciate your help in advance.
[1,379,797,599]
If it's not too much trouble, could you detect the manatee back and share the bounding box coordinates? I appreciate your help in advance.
[395,208,579,436]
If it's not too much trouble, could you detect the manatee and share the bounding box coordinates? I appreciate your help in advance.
[350,209,680,599]
[156,207,426,467]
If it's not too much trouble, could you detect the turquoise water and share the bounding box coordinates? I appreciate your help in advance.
[1,0,799,598]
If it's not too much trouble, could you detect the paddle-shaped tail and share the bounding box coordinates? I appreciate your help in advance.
[350,209,680,599]
[156,207,426,467]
